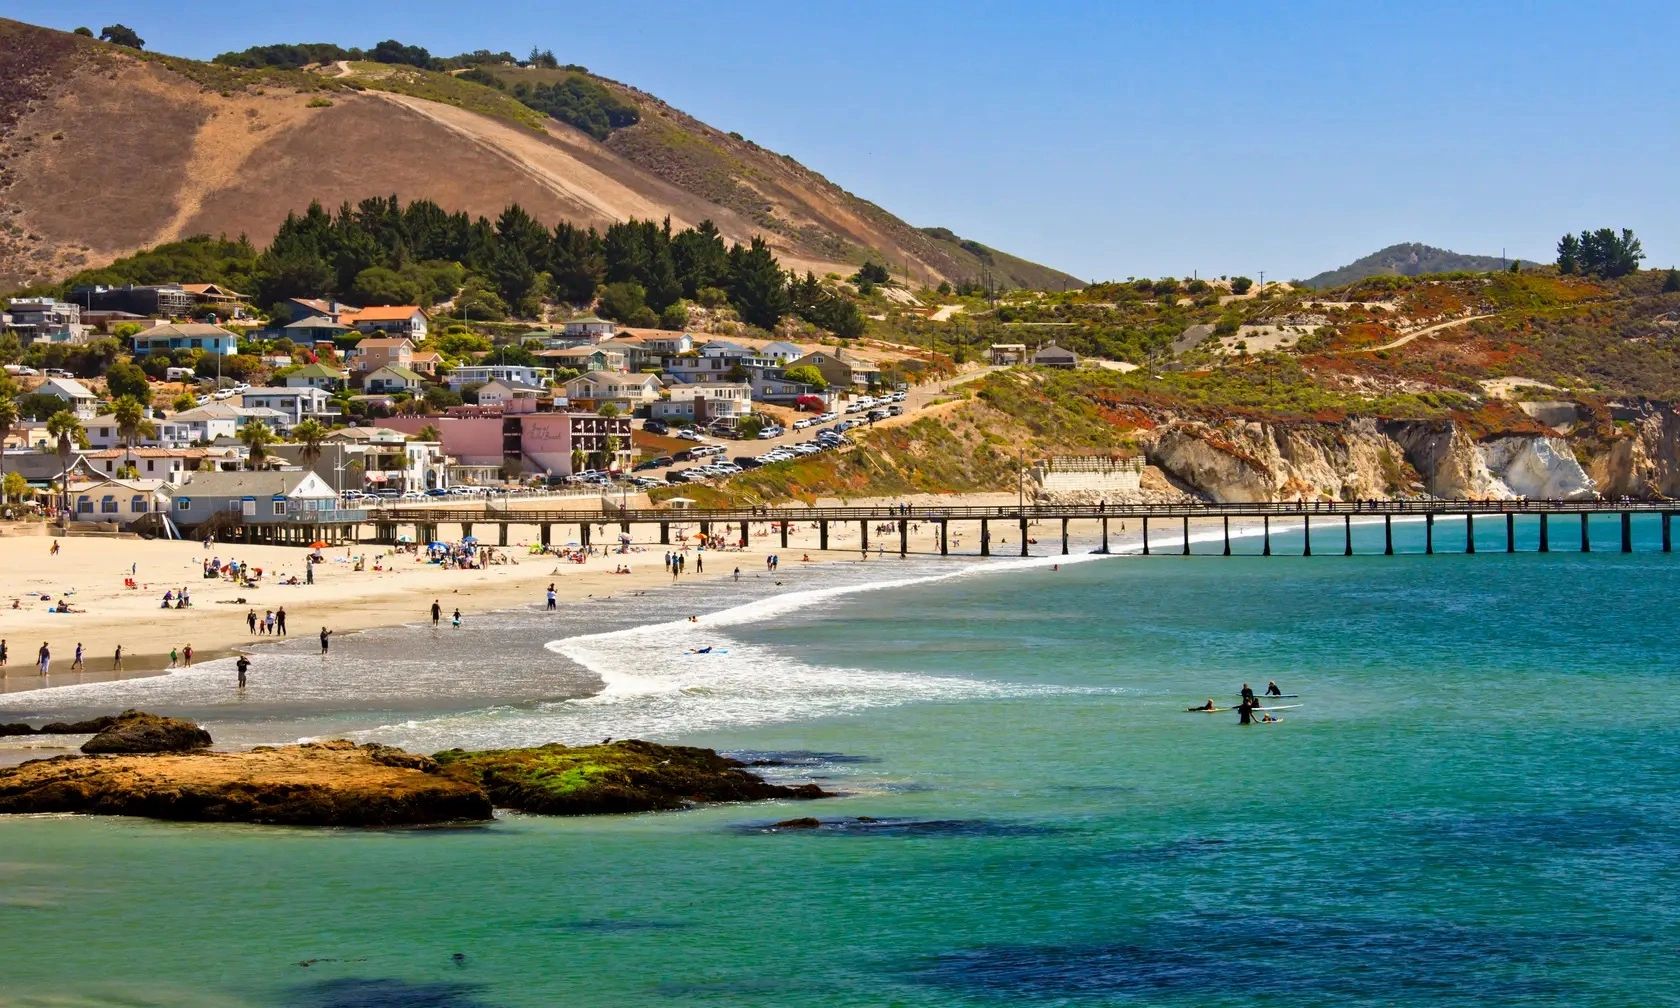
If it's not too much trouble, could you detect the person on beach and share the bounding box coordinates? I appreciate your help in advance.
[431,600,442,626]
[169,647,178,668]
[696,554,703,574]
[733,567,740,582]
[547,584,557,610]
[305,561,314,586]
[49,540,59,556]
[113,645,123,671]
[72,643,84,672]
[37,642,50,676]
[319,627,332,655]
[1266,680,1282,696]
[1,638,8,670]
[275,607,287,636]
[183,645,194,666]
[246,609,257,634]
[451,609,461,628]
[236,654,250,688]
[261,610,272,635]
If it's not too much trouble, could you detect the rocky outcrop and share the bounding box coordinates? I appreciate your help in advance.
[433,739,832,816]
[80,710,212,754]
[0,714,123,737]
[1585,409,1680,499]
[1137,414,1606,503]
[0,740,493,826]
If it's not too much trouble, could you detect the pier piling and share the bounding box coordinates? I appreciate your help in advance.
[1263,516,1271,556]
[1344,515,1353,556]
[1303,515,1311,557]
[1539,514,1550,552]
[1182,516,1191,556]
[1425,514,1434,554]
[1466,514,1475,554]
[1665,513,1673,553]
[940,520,949,556]
[900,519,909,557]
[980,519,990,557]
[1622,512,1633,553]
[1061,517,1070,556]
[1142,517,1149,555]
[1223,516,1231,556]
[1506,513,1515,553]
[1581,513,1590,552]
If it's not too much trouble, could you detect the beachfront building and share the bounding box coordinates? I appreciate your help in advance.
[1032,343,1079,369]
[325,426,447,493]
[475,380,546,410]
[282,362,349,392]
[651,383,754,426]
[240,387,341,425]
[130,322,240,358]
[445,364,554,392]
[341,305,428,342]
[381,410,631,478]
[563,371,662,413]
[164,469,348,531]
[786,349,882,389]
[664,341,779,385]
[85,446,236,481]
[64,477,169,528]
[35,377,99,419]
[347,336,414,375]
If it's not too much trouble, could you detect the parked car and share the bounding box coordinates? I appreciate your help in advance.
[736,457,765,469]
[676,428,704,441]
[757,426,783,440]
[888,405,904,416]
[634,456,673,471]
[643,419,670,434]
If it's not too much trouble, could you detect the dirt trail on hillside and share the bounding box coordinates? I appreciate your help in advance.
[1361,313,1495,352]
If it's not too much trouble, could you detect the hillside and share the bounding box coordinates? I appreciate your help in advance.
[0,19,1078,292]
[1301,243,1533,289]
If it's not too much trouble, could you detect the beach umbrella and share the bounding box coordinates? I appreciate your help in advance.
[310,540,329,549]
[462,535,478,544]
[618,533,631,543]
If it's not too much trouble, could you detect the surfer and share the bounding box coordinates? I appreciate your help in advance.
[1239,683,1257,706]
[686,646,713,655]
[1265,680,1282,697]
[1188,698,1217,712]
[1237,697,1256,725]
[1261,712,1280,724]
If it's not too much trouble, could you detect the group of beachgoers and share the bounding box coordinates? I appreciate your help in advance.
[2,638,125,676]
[1187,681,1288,724]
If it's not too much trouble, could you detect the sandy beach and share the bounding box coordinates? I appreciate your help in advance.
[0,494,1296,697]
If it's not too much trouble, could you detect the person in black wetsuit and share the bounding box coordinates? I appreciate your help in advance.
[1237,697,1256,725]
[1240,683,1257,706]
[1266,681,1282,697]
[1187,698,1217,712]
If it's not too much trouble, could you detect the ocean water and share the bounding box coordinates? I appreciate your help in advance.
[2,515,1678,1007]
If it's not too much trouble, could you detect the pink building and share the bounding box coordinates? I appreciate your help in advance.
[382,410,630,479]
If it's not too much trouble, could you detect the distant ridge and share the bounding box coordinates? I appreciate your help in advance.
[1302,243,1535,289]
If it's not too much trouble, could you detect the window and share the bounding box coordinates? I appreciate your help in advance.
[101,495,118,515]
[131,496,148,513]
[272,499,287,515]
[146,461,155,472]
[175,498,191,512]
[76,496,93,514]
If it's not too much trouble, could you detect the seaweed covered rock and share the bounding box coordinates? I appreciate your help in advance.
[432,739,831,815]
[0,740,493,826]
[0,714,122,737]
[80,710,211,754]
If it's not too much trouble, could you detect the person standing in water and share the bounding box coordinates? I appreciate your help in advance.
[113,644,123,671]
[1237,697,1257,725]
[547,584,557,610]
[36,642,49,676]
[451,609,462,628]
[71,642,84,672]
[1240,683,1257,707]
[431,600,442,625]
[236,654,250,688]
[319,627,332,655]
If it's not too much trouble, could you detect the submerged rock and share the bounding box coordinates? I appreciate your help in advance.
[0,740,493,826]
[80,710,211,754]
[432,739,831,815]
[0,715,122,737]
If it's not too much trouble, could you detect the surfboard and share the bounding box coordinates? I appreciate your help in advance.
[1241,694,1299,698]
[1185,707,1230,713]
[1254,704,1301,712]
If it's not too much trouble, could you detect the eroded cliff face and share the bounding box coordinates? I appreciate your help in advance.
[1585,410,1680,499]
[1130,415,1604,503]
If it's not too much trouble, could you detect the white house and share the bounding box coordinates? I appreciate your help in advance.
[563,371,662,412]
[65,477,168,528]
[36,377,99,419]
[475,379,546,409]
[562,315,617,342]
[240,386,340,425]
[446,364,554,391]
[651,383,754,425]
[761,341,808,363]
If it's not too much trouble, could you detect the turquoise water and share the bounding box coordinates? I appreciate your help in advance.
[3,517,1679,1007]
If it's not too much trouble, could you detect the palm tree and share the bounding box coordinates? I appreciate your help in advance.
[238,420,275,470]
[290,418,329,467]
[112,396,155,475]
[0,395,17,505]
[45,410,84,522]
[415,424,442,443]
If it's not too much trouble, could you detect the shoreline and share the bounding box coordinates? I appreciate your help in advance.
[0,507,1419,705]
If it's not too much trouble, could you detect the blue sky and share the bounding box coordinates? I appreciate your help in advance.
[12,1,1680,281]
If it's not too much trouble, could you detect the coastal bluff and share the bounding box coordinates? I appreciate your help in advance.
[0,724,831,826]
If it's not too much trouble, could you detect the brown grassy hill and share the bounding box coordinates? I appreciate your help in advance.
[0,19,1077,292]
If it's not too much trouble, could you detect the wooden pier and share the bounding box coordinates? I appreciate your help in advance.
[236,499,1680,558]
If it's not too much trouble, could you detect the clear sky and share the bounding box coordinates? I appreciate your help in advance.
[11,1,1680,281]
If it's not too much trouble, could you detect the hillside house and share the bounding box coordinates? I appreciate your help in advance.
[652,383,754,425]
[282,315,353,342]
[604,329,693,370]
[381,411,631,477]
[409,349,443,376]
[445,364,554,391]
[761,341,809,363]
[240,387,341,425]
[365,365,426,395]
[323,426,447,493]
[989,343,1027,365]
[66,477,168,527]
[86,446,231,481]
[7,298,87,344]
[563,371,662,413]
[347,336,414,375]
[540,345,627,373]
[178,283,252,318]
[75,284,194,318]
[1032,343,1078,369]
[342,305,428,341]
[562,315,617,342]
[36,377,98,419]
[130,322,240,358]
[787,349,882,389]
[475,380,546,410]
[283,362,348,392]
